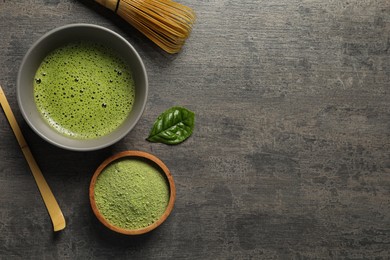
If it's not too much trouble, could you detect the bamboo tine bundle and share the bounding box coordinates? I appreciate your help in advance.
[95,0,196,53]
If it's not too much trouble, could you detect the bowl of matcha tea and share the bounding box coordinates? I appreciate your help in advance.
[90,151,176,235]
[17,24,148,151]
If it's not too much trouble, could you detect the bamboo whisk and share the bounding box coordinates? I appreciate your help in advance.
[95,0,195,54]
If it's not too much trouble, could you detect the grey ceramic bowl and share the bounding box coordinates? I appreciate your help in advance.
[17,24,148,151]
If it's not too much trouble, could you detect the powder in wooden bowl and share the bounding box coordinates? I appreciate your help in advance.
[94,158,170,230]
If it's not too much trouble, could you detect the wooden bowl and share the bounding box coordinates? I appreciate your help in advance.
[89,150,176,235]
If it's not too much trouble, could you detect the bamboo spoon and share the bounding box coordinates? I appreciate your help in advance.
[0,85,66,232]
[94,0,196,54]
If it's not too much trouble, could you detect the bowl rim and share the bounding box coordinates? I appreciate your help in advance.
[89,150,176,235]
[16,23,148,151]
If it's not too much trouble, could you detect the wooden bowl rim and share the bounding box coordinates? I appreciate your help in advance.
[89,150,176,235]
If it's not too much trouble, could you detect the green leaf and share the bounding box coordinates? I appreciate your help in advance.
[147,106,195,145]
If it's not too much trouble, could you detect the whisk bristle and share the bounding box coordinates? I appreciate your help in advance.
[95,0,196,53]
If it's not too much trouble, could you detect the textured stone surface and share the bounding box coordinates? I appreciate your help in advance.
[0,0,390,259]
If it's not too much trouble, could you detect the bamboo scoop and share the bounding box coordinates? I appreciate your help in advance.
[0,85,66,232]
[94,0,196,54]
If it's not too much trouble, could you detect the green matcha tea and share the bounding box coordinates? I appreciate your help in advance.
[94,159,170,230]
[33,41,135,139]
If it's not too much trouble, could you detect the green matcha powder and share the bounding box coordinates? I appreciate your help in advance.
[94,159,170,230]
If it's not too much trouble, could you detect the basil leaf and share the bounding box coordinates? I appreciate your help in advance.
[147,106,195,144]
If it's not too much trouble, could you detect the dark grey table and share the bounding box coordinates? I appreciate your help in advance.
[1,0,389,259]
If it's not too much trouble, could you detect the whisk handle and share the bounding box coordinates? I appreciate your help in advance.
[95,0,119,12]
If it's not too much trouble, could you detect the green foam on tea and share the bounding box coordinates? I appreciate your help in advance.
[33,41,135,139]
